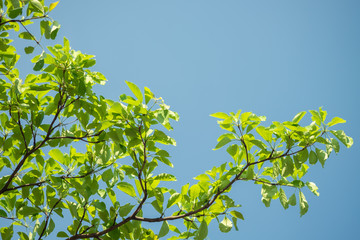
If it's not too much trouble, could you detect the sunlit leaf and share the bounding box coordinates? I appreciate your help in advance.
[125,81,143,103]
[219,217,232,233]
[49,1,59,12]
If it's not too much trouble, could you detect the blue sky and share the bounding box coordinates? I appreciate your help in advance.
[37,0,360,239]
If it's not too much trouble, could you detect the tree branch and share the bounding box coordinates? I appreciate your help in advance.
[0,82,67,195]
[38,198,62,240]
[0,15,48,26]
[2,180,47,193]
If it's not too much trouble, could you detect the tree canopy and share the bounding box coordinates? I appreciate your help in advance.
[0,1,354,240]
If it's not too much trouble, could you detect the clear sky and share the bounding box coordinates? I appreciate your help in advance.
[41,0,360,239]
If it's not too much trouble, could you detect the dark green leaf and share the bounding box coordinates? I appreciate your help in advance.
[24,46,34,54]
[158,221,169,238]
[309,150,317,165]
[56,231,69,238]
[288,193,296,206]
[119,203,134,217]
[197,221,208,240]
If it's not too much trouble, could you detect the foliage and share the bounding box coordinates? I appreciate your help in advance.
[0,1,353,239]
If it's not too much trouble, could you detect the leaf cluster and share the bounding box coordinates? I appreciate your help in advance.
[0,1,353,240]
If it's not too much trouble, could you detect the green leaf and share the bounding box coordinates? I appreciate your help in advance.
[158,221,169,238]
[213,137,232,150]
[17,232,29,240]
[19,206,41,216]
[48,149,64,164]
[117,182,136,197]
[197,220,208,240]
[330,130,353,148]
[230,210,244,220]
[101,169,113,183]
[151,200,163,214]
[281,156,294,177]
[261,184,277,199]
[50,21,61,39]
[56,231,69,238]
[318,107,327,122]
[153,173,177,181]
[25,46,34,54]
[309,150,317,165]
[309,110,322,126]
[0,210,7,218]
[0,225,13,240]
[288,193,296,206]
[316,148,328,167]
[194,174,211,182]
[33,58,44,71]
[18,32,33,40]
[49,1,59,12]
[166,193,181,208]
[219,217,232,233]
[292,111,306,124]
[144,86,155,104]
[40,20,51,38]
[299,191,309,217]
[210,112,229,119]
[30,0,44,13]
[306,182,319,196]
[279,188,289,209]
[327,117,346,127]
[125,81,143,103]
[256,126,272,142]
[331,138,340,153]
[119,203,134,217]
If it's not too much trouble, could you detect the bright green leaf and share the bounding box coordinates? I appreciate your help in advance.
[327,117,346,127]
[331,130,353,148]
[219,217,232,233]
[117,182,137,197]
[48,149,64,164]
[210,112,229,119]
[125,81,143,103]
[292,111,306,124]
[49,1,59,12]
[166,193,181,208]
